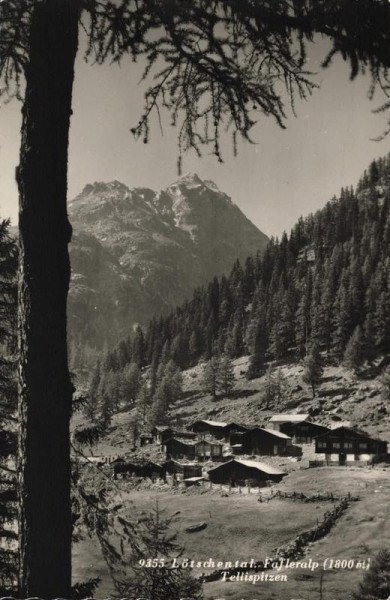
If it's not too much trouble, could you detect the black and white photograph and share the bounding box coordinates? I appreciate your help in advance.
[1,1,390,599]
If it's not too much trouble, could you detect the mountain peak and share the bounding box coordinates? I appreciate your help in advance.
[167,173,223,195]
[71,180,130,203]
[174,172,203,187]
[68,176,269,349]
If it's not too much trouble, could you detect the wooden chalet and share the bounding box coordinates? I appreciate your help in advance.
[171,430,197,441]
[164,459,202,479]
[195,439,224,460]
[207,459,286,486]
[113,460,165,479]
[269,414,310,432]
[152,426,197,444]
[189,420,248,440]
[163,438,196,460]
[281,421,329,443]
[183,477,204,487]
[313,426,388,466]
[231,427,301,457]
[189,420,228,438]
[163,436,225,461]
[223,422,249,435]
[151,426,173,444]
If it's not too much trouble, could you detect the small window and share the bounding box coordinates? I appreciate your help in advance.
[344,442,353,449]
[359,442,367,450]
[318,441,326,449]
[333,442,340,449]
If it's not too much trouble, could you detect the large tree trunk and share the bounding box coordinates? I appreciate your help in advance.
[17,1,79,597]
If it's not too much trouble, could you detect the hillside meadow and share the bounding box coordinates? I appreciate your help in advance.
[72,466,390,599]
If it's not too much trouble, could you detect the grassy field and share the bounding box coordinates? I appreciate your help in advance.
[73,486,332,596]
[204,467,390,599]
[72,466,390,599]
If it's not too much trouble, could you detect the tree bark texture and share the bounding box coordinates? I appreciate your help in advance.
[17,1,79,597]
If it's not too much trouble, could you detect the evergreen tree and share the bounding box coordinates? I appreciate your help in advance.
[136,383,151,425]
[380,366,390,403]
[243,255,256,301]
[122,362,142,406]
[363,279,378,357]
[218,276,232,327]
[261,366,285,408]
[188,329,201,364]
[171,332,189,369]
[295,270,312,358]
[115,503,203,600]
[269,288,294,359]
[97,385,114,429]
[302,344,324,397]
[274,368,287,405]
[343,325,366,373]
[149,392,169,427]
[132,326,145,368]
[332,267,353,357]
[116,338,132,370]
[85,359,101,421]
[246,312,268,380]
[224,310,244,358]
[218,355,235,397]
[149,361,183,425]
[204,312,218,359]
[352,549,390,600]
[202,356,220,401]
[374,261,390,351]
[149,345,162,396]
[160,338,172,364]
[310,263,326,347]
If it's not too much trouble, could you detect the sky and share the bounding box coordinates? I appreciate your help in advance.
[1,35,390,238]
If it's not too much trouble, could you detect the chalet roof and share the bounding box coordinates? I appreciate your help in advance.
[153,425,172,432]
[173,429,197,437]
[165,437,196,447]
[269,414,310,423]
[223,421,249,429]
[257,427,291,439]
[316,426,385,443]
[208,458,285,476]
[244,427,291,439]
[237,459,286,475]
[194,419,228,428]
[330,421,351,429]
[195,439,224,447]
[165,459,200,466]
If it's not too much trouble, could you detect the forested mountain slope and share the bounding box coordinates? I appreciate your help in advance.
[99,154,390,393]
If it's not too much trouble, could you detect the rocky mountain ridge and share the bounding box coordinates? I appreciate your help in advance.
[68,173,269,350]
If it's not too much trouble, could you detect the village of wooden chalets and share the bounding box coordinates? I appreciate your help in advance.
[95,415,387,484]
[64,157,390,599]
